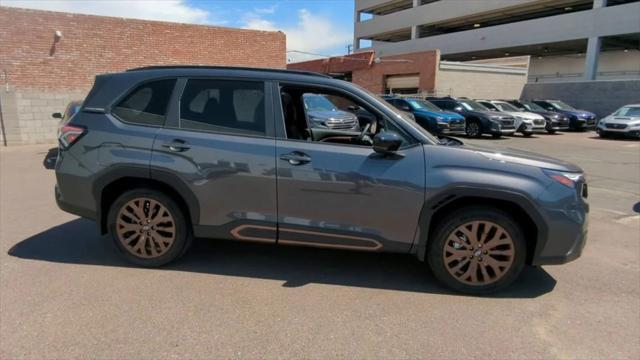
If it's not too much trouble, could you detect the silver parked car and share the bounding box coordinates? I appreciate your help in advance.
[597,104,640,139]
[302,93,360,131]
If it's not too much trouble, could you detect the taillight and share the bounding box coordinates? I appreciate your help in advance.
[58,124,86,149]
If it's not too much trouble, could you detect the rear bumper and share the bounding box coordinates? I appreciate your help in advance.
[55,185,97,220]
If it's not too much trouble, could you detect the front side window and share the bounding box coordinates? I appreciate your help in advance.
[280,86,414,147]
[408,99,441,112]
[179,79,266,136]
[112,79,176,126]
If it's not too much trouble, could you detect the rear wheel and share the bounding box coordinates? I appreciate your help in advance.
[107,188,191,267]
[427,207,526,294]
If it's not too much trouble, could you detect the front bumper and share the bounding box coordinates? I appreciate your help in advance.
[438,122,466,134]
[571,118,597,129]
[597,126,640,138]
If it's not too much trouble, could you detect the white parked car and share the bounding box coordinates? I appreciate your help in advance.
[478,100,547,137]
[597,104,640,139]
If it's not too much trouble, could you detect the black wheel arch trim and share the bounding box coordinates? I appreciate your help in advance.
[92,164,201,233]
[413,186,549,263]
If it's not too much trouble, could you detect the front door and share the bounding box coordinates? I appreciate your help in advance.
[275,85,425,252]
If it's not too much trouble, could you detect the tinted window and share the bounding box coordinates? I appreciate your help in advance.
[179,79,265,136]
[431,100,453,110]
[112,79,176,126]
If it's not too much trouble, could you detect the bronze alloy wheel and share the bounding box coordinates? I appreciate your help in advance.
[116,197,176,259]
[442,220,515,285]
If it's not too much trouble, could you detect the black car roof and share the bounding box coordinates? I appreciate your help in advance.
[127,65,331,79]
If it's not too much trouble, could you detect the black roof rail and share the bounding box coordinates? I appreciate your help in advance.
[126,65,332,78]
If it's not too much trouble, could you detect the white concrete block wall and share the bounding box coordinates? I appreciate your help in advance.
[0,89,87,145]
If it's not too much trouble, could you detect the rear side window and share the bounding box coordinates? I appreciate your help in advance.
[179,79,266,136]
[112,79,176,126]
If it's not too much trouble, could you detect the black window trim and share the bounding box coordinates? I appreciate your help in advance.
[163,76,275,139]
[273,80,419,151]
[108,77,179,128]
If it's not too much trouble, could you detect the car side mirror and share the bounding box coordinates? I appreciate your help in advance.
[52,112,63,119]
[373,131,402,154]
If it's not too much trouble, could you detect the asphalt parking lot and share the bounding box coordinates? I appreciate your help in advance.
[1,131,638,359]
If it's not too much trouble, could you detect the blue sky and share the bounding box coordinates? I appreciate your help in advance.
[4,0,355,62]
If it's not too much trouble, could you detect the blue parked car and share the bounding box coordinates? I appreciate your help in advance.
[531,100,597,131]
[385,97,466,135]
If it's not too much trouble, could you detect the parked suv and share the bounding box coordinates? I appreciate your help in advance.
[531,100,596,130]
[504,100,570,133]
[302,93,360,131]
[477,100,546,137]
[385,97,465,135]
[54,66,588,294]
[427,97,516,138]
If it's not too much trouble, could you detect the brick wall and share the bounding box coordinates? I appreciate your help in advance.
[288,50,439,94]
[0,6,286,145]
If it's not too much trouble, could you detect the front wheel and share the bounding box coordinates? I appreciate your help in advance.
[522,131,533,137]
[466,122,482,138]
[107,188,191,267]
[427,207,526,294]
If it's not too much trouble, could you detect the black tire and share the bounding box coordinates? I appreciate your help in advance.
[107,188,191,267]
[491,133,501,139]
[547,129,556,134]
[522,131,533,137]
[598,130,608,138]
[427,206,526,294]
[466,121,482,138]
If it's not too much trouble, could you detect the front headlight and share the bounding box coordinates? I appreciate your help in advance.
[308,116,326,126]
[544,169,583,188]
[629,121,640,129]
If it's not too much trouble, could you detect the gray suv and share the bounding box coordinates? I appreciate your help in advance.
[54,66,588,294]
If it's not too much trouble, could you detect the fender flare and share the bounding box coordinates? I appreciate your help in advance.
[92,165,201,230]
[413,185,548,262]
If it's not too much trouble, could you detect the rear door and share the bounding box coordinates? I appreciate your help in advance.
[151,77,278,243]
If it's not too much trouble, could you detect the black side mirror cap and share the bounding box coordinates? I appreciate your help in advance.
[52,112,63,119]
[373,131,402,154]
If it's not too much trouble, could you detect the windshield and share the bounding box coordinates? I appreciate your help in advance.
[613,106,640,117]
[303,94,337,111]
[548,100,575,110]
[479,102,499,111]
[459,100,489,112]
[407,99,442,112]
[521,101,545,112]
[493,102,520,112]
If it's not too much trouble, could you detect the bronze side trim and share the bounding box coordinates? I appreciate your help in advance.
[278,227,383,251]
[230,224,277,243]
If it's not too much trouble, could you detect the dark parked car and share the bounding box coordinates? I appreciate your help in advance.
[44,100,83,169]
[504,100,570,133]
[427,97,516,138]
[385,97,465,135]
[54,66,588,294]
[531,100,596,131]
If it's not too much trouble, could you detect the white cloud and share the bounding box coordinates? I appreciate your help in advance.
[253,4,278,15]
[243,9,352,63]
[2,0,221,25]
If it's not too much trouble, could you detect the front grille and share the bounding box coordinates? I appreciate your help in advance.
[533,119,545,126]
[500,120,514,128]
[605,123,627,129]
[326,119,357,129]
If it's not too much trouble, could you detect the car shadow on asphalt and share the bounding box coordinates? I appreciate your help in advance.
[8,218,556,298]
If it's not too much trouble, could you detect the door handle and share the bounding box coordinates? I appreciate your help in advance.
[280,151,311,166]
[161,139,191,152]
